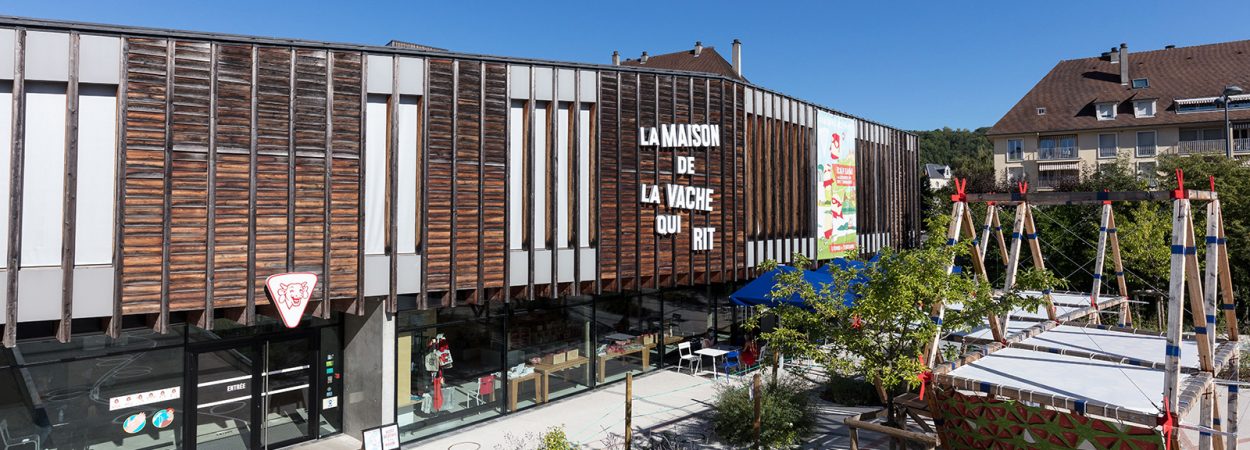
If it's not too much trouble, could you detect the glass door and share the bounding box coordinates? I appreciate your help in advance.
[188,331,319,449]
[192,345,256,449]
[262,337,314,448]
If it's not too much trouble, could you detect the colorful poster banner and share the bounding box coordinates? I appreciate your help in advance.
[816,111,857,259]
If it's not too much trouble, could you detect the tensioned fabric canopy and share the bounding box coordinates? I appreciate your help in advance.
[729,258,874,309]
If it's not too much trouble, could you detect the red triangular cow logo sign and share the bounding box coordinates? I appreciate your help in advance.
[265,272,318,328]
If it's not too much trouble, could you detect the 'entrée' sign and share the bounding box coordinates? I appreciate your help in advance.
[639,124,718,252]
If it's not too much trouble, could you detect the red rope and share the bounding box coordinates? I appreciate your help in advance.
[917,355,934,400]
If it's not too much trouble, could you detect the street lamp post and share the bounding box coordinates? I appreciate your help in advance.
[1217,85,1244,159]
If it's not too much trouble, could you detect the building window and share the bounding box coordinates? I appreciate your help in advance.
[1136,130,1157,157]
[1137,161,1158,187]
[1178,127,1225,155]
[1038,135,1076,160]
[1037,169,1078,189]
[1036,107,1047,116]
[1007,167,1025,184]
[1131,78,1149,89]
[1006,139,1023,161]
[1096,102,1117,121]
[1133,99,1156,118]
[1098,133,1118,158]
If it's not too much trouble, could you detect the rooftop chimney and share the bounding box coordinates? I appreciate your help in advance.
[732,39,742,77]
[612,50,620,65]
[1165,44,1176,49]
[1119,43,1129,86]
[640,51,649,64]
[1109,46,1120,63]
[694,41,703,57]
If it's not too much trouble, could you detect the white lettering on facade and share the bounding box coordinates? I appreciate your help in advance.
[638,123,719,251]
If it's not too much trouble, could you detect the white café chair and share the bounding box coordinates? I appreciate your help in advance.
[676,342,701,374]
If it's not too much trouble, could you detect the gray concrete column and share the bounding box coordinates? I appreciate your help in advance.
[342,298,395,437]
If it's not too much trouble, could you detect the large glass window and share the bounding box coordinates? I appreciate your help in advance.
[594,294,663,384]
[396,308,504,442]
[0,327,186,450]
[507,299,592,407]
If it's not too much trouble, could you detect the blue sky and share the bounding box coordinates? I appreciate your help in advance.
[5,0,1249,131]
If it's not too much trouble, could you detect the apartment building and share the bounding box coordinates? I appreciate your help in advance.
[989,40,1250,189]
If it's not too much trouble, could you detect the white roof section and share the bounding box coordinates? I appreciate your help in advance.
[1020,325,1203,369]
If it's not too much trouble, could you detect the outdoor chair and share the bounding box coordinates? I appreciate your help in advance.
[676,342,701,373]
[465,374,496,406]
[0,420,39,450]
[719,351,740,375]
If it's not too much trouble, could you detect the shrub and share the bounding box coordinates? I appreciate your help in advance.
[540,426,576,450]
[712,376,814,447]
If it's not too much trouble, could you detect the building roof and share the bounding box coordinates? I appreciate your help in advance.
[620,45,746,82]
[988,40,1250,136]
[925,164,951,180]
[386,39,447,52]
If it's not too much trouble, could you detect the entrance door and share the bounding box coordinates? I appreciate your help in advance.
[187,332,318,449]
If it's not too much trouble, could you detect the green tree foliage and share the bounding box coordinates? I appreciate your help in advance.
[748,242,1049,411]
[915,127,996,192]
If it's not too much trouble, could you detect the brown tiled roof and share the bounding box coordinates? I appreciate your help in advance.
[988,40,1250,136]
[620,46,746,82]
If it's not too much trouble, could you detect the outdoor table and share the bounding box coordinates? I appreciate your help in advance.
[532,356,590,402]
[694,347,730,379]
[506,370,542,412]
[603,332,636,342]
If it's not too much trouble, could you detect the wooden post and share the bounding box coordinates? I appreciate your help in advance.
[978,203,994,262]
[923,201,963,364]
[962,205,1003,341]
[753,372,762,450]
[1022,207,1057,321]
[1106,210,1131,326]
[1183,212,1214,373]
[771,349,779,385]
[1089,203,1112,325]
[991,206,1009,266]
[1214,200,1239,450]
[624,372,633,448]
[1001,203,1027,335]
[1163,199,1187,416]
[1203,201,1222,359]
[1202,384,1214,450]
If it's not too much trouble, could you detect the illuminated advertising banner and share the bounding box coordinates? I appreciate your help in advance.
[816,111,857,259]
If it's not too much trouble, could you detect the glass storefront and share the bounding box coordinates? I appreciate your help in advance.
[0,313,343,450]
[394,282,746,446]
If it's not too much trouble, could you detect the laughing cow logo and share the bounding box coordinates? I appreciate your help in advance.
[265,272,319,328]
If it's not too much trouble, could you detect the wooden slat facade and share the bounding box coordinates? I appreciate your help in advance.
[0,18,918,342]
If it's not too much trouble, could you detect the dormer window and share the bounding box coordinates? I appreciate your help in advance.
[1037,107,1047,116]
[1133,99,1156,118]
[1096,102,1117,121]
[1131,78,1149,89]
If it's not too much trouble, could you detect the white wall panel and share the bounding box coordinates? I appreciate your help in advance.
[555,103,569,248]
[75,88,116,265]
[366,55,393,94]
[26,32,68,82]
[508,101,524,250]
[21,84,66,267]
[532,102,548,249]
[364,95,387,255]
[396,96,418,254]
[0,85,10,268]
[577,105,591,248]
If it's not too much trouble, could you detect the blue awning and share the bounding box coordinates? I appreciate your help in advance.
[730,258,872,309]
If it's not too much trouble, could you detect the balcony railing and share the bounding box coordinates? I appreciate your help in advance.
[1176,138,1250,155]
[1038,146,1078,160]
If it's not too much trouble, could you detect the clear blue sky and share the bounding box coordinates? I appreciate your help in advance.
[5,0,1249,131]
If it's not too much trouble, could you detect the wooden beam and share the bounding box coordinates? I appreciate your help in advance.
[923,201,963,365]
[967,190,1217,205]
[319,49,332,319]
[206,42,219,327]
[961,204,1002,342]
[157,38,173,335]
[388,55,399,312]
[1001,203,1026,334]
[57,31,80,343]
[1088,203,1112,325]
[1022,206,1057,321]
[1214,201,1237,341]
[478,62,486,303]
[1107,209,1129,298]
[245,44,259,326]
[109,37,128,339]
[977,203,994,262]
[991,206,1009,267]
[1164,199,1189,413]
[1183,208,1214,374]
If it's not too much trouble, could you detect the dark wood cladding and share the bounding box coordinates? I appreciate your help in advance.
[481,64,507,293]
[425,59,454,294]
[121,38,361,318]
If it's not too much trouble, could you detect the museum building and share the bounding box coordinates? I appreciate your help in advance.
[0,15,920,448]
